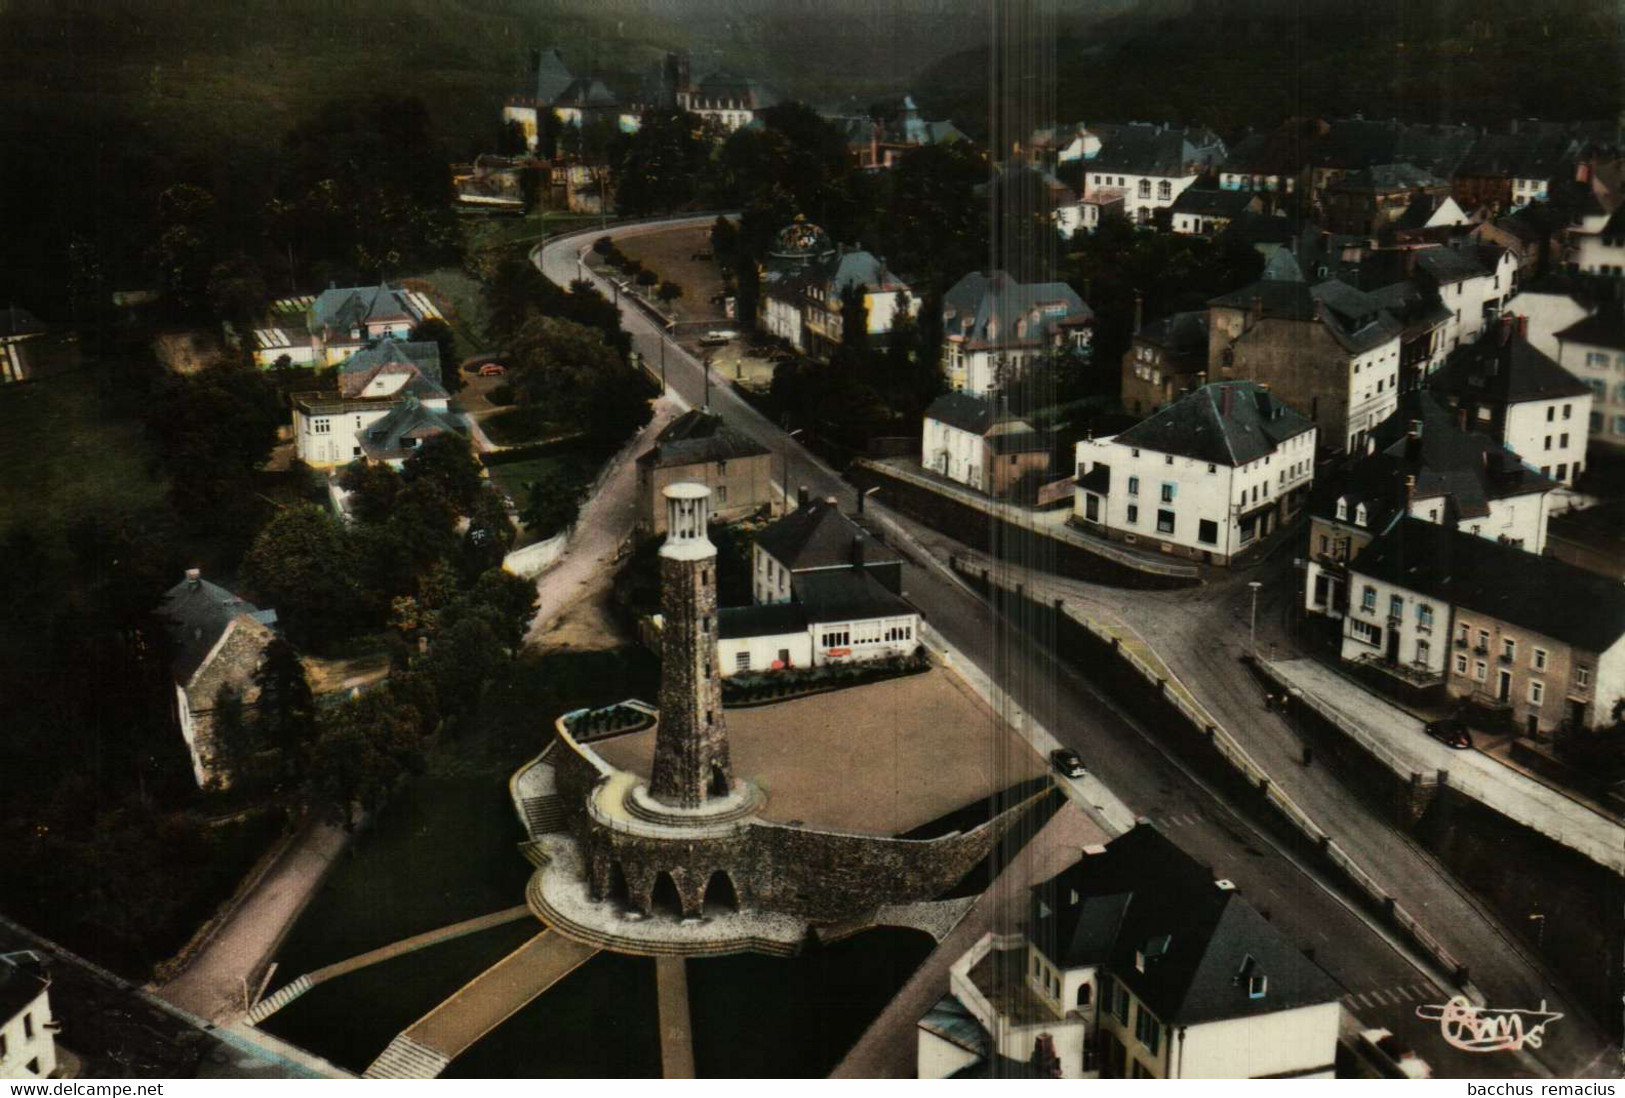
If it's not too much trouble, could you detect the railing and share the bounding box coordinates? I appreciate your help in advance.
[1352,653,1444,688]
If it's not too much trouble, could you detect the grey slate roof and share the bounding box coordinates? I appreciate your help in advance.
[1307,118,1403,171]
[1353,518,1625,653]
[793,567,915,624]
[637,409,770,469]
[1136,310,1210,368]
[1168,188,1255,218]
[692,72,778,110]
[336,338,445,400]
[1311,392,1551,529]
[1114,381,1314,467]
[1394,123,1480,178]
[308,283,415,336]
[918,994,989,1058]
[1555,308,1625,353]
[357,397,466,461]
[1030,824,1342,1027]
[555,77,619,109]
[755,499,903,573]
[1329,162,1445,194]
[1414,247,1488,286]
[1455,132,1576,181]
[942,271,1092,351]
[718,602,808,640]
[159,573,276,684]
[924,392,1035,437]
[1431,327,1591,406]
[530,48,575,105]
[1089,124,1224,177]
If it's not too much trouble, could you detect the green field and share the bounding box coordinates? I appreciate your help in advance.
[0,367,167,556]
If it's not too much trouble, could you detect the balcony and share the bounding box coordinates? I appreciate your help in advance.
[1454,637,1468,649]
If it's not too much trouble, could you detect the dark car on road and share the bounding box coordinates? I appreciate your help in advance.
[1423,718,1473,750]
[1051,748,1087,779]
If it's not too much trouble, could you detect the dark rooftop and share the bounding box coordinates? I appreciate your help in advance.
[159,572,276,684]
[792,566,915,624]
[1431,325,1591,406]
[1555,307,1625,353]
[1353,517,1625,653]
[0,951,49,1026]
[718,602,808,640]
[755,498,904,573]
[637,409,770,469]
[1114,381,1314,467]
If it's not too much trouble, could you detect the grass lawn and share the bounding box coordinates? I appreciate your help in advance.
[478,406,575,448]
[0,365,167,559]
[484,452,597,527]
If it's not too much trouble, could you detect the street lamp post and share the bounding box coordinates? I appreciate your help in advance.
[783,428,805,514]
[660,319,673,394]
[1248,580,1263,660]
[859,485,880,514]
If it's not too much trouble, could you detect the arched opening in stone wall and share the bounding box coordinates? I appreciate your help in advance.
[709,763,729,797]
[649,871,684,919]
[703,870,740,915]
[607,862,632,909]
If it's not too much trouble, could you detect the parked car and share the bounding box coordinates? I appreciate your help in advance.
[1423,717,1472,750]
[478,363,506,377]
[1050,748,1087,779]
[698,330,736,347]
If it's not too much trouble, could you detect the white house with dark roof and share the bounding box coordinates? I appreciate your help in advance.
[1567,199,1625,278]
[1412,243,1516,353]
[0,952,55,1081]
[635,409,774,533]
[1082,124,1226,225]
[1074,381,1317,566]
[1429,321,1593,485]
[717,495,919,674]
[1501,274,1596,362]
[1167,188,1260,236]
[759,244,916,360]
[922,392,1051,498]
[677,71,778,132]
[159,569,279,788]
[1554,307,1625,451]
[941,271,1094,396]
[919,823,1342,1079]
[291,338,449,467]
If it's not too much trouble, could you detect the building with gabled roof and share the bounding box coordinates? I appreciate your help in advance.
[1081,124,1225,225]
[1122,309,1212,415]
[759,242,917,360]
[920,823,1342,1079]
[1323,163,1451,235]
[1303,391,1555,626]
[356,396,466,468]
[1074,381,1317,566]
[1453,131,1578,212]
[501,48,644,151]
[830,95,965,170]
[158,569,279,788]
[922,392,1050,498]
[291,337,449,467]
[635,409,773,533]
[1168,188,1260,236]
[751,493,905,605]
[1341,517,1625,731]
[1430,320,1593,485]
[0,951,56,1081]
[678,70,778,132]
[1554,305,1625,451]
[940,270,1094,396]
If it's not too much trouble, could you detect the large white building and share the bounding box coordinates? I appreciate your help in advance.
[291,338,454,468]
[940,271,1094,396]
[1554,308,1625,452]
[1566,196,1625,278]
[918,824,1342,1080]
[1074,382,1317,566]
[1412,244,1517,356]
[0,953,56,1081]
[1501,276,1595,362]
[921,392,1050,499]
[1080,124,1226,225]
[500,49,642,151]
[1429,321,1593,486]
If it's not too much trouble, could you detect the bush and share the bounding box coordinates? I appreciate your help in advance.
[488,382,516,406]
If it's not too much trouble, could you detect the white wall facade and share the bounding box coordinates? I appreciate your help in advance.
[717,630,814,676]
[0,986,56,1081]
[810,615,919,665]
[1340,572,1449,676]
[753,545,793,605]
[1344,338,1404,451]
[1507,395,1590,485]
[1174,1002,1341,1079]
[923,419,987,490]
[1557,336,1625,450]
[1503,290,1592,362]
[761,292,804,349]
[1082,170,1197,223]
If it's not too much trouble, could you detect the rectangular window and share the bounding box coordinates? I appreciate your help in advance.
[1529,681,1545,706]
[1135,1008,1162,1055]
[1477,629,1489,651]
[1502,638,1516,660]
[1547,406,1555,422]
[1454,653,1468,674]
[1475,660,1488,682]
[1198,519,1218,544]
[1533,648,1548,671]
[1351,620,1381,647]
[1160,482,1176,503]
[1417,604,1434,628]
[1128,476,1140,496]
[1560,433,1569,448]
[1156,509,1175,534]
[1112,978,1129,1024]
[22,1013,31,1040]
[1389,594,1404,619]
[1578,666,1592,688]
[715,485,728,503]
[1126,504,1139,524]
[735,651,750,672]
[1362,586,1377,612]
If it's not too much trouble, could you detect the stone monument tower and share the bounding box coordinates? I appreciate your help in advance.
[649,483,733,807]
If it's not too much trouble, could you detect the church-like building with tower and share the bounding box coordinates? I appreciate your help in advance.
[512,483,1040,956]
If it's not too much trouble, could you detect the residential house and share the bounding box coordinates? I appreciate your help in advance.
[1207,249,1402,453]
[0,305,47,385]
[941,271,1094,395]
[1452,130,1577,213]
[718,495,919,674]
[761,247,916,361]
[502,48,642,150]
[1322,164,1451,235]
[1304,118,1406,200]
[677,71,779,132]
[1121,309,1210,415]
[635,409,774,533]
[1056,190,1126,238]
[159,569,278,788]
[1553,307,1625,451]
[1074,382,1317,566]
[1342,518,1625,734]
[1566,197,1625,278]
[918,824,1342,1079]
[1411,243,1516,354]
[1217,120,1325,211]
[1303,392,1555,623]
[1501,274,1596,361]
[1364,280,1453,392]
[922,392,1051,498]
[253,281,435,368]
[1081,124,1226,225]
[0,952,56,1081]
[1168,188,1260,236]
[833,96,964,170]
[1429,320,1593,485]
[291,338,450,467]
[355,397,466,469]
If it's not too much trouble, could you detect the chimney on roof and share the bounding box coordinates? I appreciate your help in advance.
[1133,292,1144,335]
[851,534,866,569]
[186,568,202,590]
[1517,314,1528,339]
[798,485,809,509]
[1220,386,1233,417]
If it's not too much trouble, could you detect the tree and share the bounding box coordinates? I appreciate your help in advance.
[338,459,402,525]
[241,505,363,646]
[413,318,461,394]
[657,280,683,307]
[149,184,218,312]
[508,315,652,443]
[498,118,529,157]
[612,109,708,216]
[455,568,539,654]
[144,365,281,521]
[302,689,425,831]
[401,433,484,515]
[592,236,615,258]
[206,253,268,328]
[636,268,659,294]
[461,489,517,579]
[521,473,583,539]
[253,637,318,788]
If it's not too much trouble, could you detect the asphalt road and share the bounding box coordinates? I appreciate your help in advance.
[534,220,1613,1079]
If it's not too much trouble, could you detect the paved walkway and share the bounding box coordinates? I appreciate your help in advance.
[831,803,1107,1078]
[1269,658,1625,874]
[655,957,696,1079]
[366,929,599,1077]
[156,820,349,1023]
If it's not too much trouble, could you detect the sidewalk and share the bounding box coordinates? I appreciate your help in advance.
[154,819,349,1023]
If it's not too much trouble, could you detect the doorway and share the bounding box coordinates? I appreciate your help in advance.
[1496,670,1512,703]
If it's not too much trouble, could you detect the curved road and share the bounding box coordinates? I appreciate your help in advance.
[534,218,1612,1078]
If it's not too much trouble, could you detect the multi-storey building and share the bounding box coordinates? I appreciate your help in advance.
[1080,124,1226,225]
[1074,382,1317,566]
[760,247,916,361]
[940,271,1093,396]
[1429,320,1593,485]
[1342,518,1625,734]
[1554,308,1625,452]
[918,824,1343,1079]
[635,409,773,534]
[290,338,451,467]
[0,953,56,1081]
[1120,309,1210,416]
[921,392,1050,498]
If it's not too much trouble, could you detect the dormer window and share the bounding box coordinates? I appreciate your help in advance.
[1354,503,1368,526]
[1335,497,1348,521]
[1237,955,1267,998]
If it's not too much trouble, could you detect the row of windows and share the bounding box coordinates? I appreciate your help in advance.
[1581,351,1625,370]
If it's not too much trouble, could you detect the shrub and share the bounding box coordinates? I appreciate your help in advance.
[488,382,516,406]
